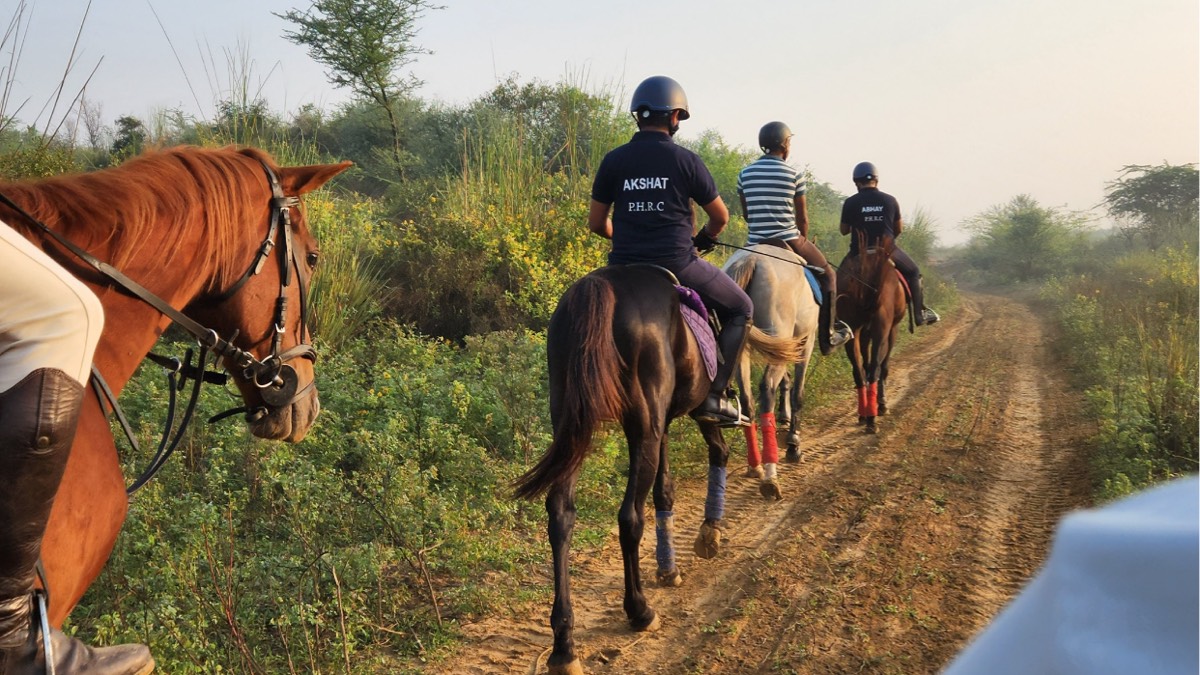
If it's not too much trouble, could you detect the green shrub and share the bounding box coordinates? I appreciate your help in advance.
[1044,246,1198,499]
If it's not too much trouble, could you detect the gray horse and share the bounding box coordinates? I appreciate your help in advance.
[724,243,820,500]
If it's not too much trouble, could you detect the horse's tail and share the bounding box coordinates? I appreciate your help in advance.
[748,325,807,364]
[514,274,627,500]
[726,250,810,365]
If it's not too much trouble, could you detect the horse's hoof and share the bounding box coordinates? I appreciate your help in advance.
[745,464,764,480]
[693,522,722,559]
[657,567,683,587]
[631,610,660,632]
[858,416,867,426]
[783,447,801,464]
[878,403,888,416]
[864,423,878,435]
[548,657,585,675]
[759,479,783,501]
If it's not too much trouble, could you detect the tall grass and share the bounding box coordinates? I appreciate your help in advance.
[1045,247,1198,499]
[387,80,629,338]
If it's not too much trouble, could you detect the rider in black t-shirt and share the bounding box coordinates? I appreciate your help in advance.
[839,162,940,326]
[589,75,753,427]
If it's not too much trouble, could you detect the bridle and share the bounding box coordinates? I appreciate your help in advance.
[0,158,317,494]
[203,160,317,418]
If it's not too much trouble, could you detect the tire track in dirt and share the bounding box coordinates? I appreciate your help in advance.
[429,291,1092,675]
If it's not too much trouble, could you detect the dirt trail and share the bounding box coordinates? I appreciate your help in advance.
[433,291,1093,675]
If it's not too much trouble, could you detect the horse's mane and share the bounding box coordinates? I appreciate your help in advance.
[0,145,278,290]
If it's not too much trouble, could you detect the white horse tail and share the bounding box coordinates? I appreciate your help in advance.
[748,325,807,364]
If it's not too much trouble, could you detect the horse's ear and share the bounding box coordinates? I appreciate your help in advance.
[279,161,353,196]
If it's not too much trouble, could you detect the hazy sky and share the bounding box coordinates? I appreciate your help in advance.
[6,0,1198,245]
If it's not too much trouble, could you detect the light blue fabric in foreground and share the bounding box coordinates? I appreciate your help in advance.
[942,476,1199,675]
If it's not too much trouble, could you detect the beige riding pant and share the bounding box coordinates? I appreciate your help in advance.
[0,222,103,390]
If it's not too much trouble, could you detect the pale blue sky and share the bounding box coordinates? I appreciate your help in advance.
[6,0,1198,245]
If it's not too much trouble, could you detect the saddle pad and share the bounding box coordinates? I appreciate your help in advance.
[803,267,822,306]
[895,269,912,303]
[675,285,717,381]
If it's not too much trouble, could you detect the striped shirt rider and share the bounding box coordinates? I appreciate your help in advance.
[737,155,806,244]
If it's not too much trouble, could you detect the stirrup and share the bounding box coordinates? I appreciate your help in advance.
[829,321,853,347]
[34,589,54,673]
[921,308,940,325]
[692,394,750,427]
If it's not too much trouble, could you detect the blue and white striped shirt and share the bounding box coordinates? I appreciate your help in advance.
[737,156,806,244]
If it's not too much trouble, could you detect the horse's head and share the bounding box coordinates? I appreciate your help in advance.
[841,232,897,310]
[189,149,352,442]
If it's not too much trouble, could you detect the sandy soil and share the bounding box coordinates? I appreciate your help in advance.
[430,291,1094,675]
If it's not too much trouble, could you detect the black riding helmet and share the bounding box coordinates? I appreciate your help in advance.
[630,75,690,121]
[758,121,792,153]
[853,161,878,182]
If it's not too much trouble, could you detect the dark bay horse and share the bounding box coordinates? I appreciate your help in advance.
[1,146,351,625]
[723,245,817,500]
[514,265,799,675]
[836,234,906,433]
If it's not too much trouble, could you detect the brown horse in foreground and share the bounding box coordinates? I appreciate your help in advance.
[2,146,351,625]
[514,265,801,675]
[837,234,907,433]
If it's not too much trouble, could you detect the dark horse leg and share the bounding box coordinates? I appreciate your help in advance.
[845,329,869,427]
[783,360,809,464]
[693,419,731,558]
[618,398,665,632]
[776,370,792,428]
[877,351,891,416]
[861,320,895,434]
[875,322,900,417]
[546,478,584,675]
[653,425,683,587]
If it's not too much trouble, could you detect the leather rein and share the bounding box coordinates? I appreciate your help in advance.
[0,159,316,495]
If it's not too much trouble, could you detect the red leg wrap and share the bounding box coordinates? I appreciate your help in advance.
[760,412,779,465]
[856,386,868,417]
[866,382,878,417]
[743,423,760,468]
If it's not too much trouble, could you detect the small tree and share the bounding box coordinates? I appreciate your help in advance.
[110,115,145,159]
[965,194,1087,282]
[278,0,439,180]
[1104,163,1199,251]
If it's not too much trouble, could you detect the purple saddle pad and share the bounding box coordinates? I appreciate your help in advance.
[675,285,717,381]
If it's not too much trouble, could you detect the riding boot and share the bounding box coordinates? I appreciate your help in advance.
[817,267,852,356]
[908,275,939,326]
[2,621,154,675]
[693,316,751,427]
[0,368,154,675]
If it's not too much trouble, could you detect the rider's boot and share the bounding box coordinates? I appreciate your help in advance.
[0,368,154,675]
[908,275,939,326]
[912,275,940,324]
[817,266,852,356]
[693,316,751,427]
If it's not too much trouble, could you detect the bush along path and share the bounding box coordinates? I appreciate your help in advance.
[424,290,1094,675]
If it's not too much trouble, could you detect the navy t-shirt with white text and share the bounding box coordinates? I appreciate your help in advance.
[840,187,901,255]
[591,131,720,269]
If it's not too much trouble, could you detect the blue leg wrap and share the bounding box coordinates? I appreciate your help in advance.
[655,510,676,571]
[705,466,727,521]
